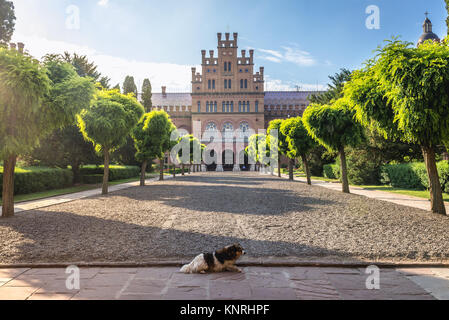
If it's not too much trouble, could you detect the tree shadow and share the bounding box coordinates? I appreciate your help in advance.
[0,209,354,264]
[119,178,335,216]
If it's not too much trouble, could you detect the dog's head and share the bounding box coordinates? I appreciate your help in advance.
[219,243,246,261]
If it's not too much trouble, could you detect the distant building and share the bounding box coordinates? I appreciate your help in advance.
[142,32,323,170]
[418,13,441,46]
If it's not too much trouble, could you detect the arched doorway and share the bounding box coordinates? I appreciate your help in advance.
[239,151,250,171]
[222,150,235,171]
[206,150,217,171]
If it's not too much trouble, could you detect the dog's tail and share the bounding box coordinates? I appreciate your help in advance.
[180,263,192,274]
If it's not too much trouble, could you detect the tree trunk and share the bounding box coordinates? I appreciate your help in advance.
[71,163,81,184]
[302,155,312,186]
[140,160,147,187]
[160,158,164,181]
[288,158,294,181]
[339,147,350,194]
[422,146,447,215]
[182,164,185,176]
[173,164,176,178]
[278,154,281,178]
[102,150,110,195]
[188,164,191,174]
[1,154,16,218]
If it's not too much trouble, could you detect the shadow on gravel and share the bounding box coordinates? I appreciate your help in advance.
[0,209,351,264]
[119,183,336,216]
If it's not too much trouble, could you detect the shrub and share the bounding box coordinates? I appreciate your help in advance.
[323,164,340,180]
[79,165,140,181]
[381,163,427,190]
[82,174,104,185]
[0,167,73,196]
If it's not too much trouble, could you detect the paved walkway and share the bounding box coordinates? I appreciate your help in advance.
[0,266,448,300]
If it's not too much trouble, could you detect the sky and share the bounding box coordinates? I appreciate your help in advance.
[11,0,449,92]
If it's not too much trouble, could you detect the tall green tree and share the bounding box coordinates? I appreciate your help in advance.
[0,47,94,217]
[78,90,144,194]
[132,110,176,182]
[123,76,138,97]
[0,0,15,45]
[175,134,205,176]
[446,0,449,36]
[303,99,364,193]
[246,134,270,170]
[345,39,449,215]
[309,69,351,105]
[141,78,153,111]
[267,119,288,178]
[280,118,300,181]
[283,117,317,185]
[61,52,110,88]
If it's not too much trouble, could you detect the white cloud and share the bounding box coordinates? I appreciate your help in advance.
[13,33,198,92]
[258,46,318,67]
[98,0,110,7]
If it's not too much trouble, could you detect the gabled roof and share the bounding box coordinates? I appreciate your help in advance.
[264,91,323,106]
[139,93,192,107]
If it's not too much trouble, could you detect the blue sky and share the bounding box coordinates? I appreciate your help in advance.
[12,0,448,92]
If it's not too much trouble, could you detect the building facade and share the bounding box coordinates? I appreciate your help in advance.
[146,32,322,170]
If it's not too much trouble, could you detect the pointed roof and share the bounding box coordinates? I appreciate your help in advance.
[418,13,440,46]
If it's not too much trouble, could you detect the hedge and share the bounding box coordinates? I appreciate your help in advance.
[79,165,140,181]
[82,174,104,185]
[0,167,73,197]
[382,162,449,192]
[323,164,340,180]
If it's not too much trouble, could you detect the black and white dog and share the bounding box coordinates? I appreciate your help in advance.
[180,244,246,274]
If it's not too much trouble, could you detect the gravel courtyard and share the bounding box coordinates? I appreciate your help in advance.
[1,172,449,264]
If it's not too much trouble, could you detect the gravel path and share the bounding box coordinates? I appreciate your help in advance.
[1,173,449,264]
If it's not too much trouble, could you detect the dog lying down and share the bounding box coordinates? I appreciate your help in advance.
[181,244,246,274]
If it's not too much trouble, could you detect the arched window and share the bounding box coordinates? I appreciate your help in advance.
[226,101,230,113]
[205,122,218,132]
[223,122,234,133]
[212,80,215,89]
[244,79,248,89]
[224,62,227,72]
[240,122,250,133]
[206,102,210,113]
[240,79,243,89]
[242,101,246,113]
[208,80,211,89]
[228,62,231,72]
[230,102,234,113]
[224,79,228,89]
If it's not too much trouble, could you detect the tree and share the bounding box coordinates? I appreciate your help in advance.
[123,76,138,97]
[303,99,364,193]
[141,79,153,111]
[131,110,175,182]
[283,117,317,185]
[280,118,300,181]
[113,83,121,92]
[345,39,449,214]
[267,119,287,178]
[246,134,270,171]
[309,69,351,105]
[78,90,144,194]
[0,47,94,217]
[0,0,15,45]
[175,135,205,176]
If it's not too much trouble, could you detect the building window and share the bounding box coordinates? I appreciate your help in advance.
[205,122,218,132]
[212,80,215,89]
[255,101,259,113]
[244,79,248,89]
[231,101,234,113]
[240,79,243,89]
[242,101,246,113]
[208,80,211,89]
[239,101,242,113]
[228,62,231,72]
[247,101,250,113]
[224,62,227,72]
[222,101,225,113]
[214,101,217,113]
[198,101,201,113]
[206,102,210,113]
[229,80,231,89]
[226,101,230,113]
[224,79,228,89]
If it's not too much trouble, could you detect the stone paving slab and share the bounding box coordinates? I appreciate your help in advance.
[0,267,446,300]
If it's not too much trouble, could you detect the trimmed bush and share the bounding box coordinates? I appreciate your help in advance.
[82,174,104,185]
[381,163,425,189]
[79,165,140,181]
[0,167,73,196]
[323,164,340,180]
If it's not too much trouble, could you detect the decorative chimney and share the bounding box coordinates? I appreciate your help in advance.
[17,43,24,53]
[10,43,16,50]
[162,86,167,97]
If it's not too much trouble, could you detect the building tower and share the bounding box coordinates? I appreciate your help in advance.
[418,12,441,46]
